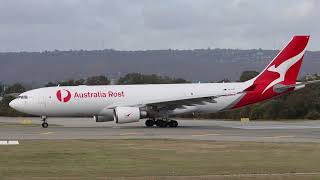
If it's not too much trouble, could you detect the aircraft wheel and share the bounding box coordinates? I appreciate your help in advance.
[145,119,155,127]
[41,116,48,128]
[42,122,49,128]
[168,120,178,128]
[155,120,167,128]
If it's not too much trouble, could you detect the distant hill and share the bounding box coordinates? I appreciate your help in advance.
[0,49,320,85]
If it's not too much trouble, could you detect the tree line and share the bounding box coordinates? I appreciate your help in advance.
[1,72,320,120]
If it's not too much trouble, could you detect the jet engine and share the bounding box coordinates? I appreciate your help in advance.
[113,107,147,124]
[94,115,113,122]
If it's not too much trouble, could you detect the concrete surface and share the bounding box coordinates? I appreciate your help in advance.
[1,117,320,142]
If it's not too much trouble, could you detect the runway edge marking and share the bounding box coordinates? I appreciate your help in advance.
[0,140,19,145]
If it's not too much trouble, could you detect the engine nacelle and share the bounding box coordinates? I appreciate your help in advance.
[113,107,147,124]
[94,115,113,122]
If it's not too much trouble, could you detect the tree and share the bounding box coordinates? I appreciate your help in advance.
[249,106,265,120]
[59,80,77,86]
[0,95,28,116]
[86,76,110,85]
[45,82,57,87]
[0,82,3,95]
[118,73,156,84]
[75,79,85,85]
[216,79,231,83]
[118,73,189,85]
[305,110,320,120]
[239,71,259,82]
[45,79,85,87]
[170,78,189,84]
[58,79,84,86]
[4,83,26,94]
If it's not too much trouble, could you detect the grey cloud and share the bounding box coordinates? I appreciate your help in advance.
[0,0,319,51]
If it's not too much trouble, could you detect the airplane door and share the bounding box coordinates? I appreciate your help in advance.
[38,96,46,113]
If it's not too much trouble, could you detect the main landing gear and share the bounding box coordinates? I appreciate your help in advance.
[41,116,48,128]
[145,118,178,128]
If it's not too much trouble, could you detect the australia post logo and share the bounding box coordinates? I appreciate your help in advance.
[56,89,125,103]
[56,89,72,103]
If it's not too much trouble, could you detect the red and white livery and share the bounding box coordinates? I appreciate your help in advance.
[9,36,318,128]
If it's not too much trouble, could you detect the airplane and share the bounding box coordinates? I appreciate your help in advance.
[9,35,319,128]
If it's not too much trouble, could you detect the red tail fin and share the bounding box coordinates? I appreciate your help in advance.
[251,35,309,93]
[233,35,309,109]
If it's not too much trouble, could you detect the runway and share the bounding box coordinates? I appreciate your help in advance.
[1,117,320,142]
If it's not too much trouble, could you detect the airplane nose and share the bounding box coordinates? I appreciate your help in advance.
[9,99,18,109]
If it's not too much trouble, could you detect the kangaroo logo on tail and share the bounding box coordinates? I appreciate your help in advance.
[262,50,306,94]
[232,35,310,109]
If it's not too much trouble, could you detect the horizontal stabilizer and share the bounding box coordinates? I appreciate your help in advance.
[273,80,320,93]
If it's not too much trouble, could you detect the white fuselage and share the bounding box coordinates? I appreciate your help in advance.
[10,82,249,118]
[8,35,311,126]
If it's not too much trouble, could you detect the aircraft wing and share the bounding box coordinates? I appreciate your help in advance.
[144,92,244,110]
[106,91,243,110]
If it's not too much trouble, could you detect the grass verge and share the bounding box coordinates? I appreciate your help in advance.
[1,139,320,179]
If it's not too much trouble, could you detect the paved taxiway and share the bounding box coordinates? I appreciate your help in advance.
[1,117,320,142]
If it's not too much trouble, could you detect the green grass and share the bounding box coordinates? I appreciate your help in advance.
[1,140,320,179]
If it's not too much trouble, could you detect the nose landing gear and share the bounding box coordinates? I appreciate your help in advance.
[41,116,48,128]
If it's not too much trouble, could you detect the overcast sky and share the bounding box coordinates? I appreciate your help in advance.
[0,0,319,52]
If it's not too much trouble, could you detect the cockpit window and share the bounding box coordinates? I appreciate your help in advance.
[18,96,28,99]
